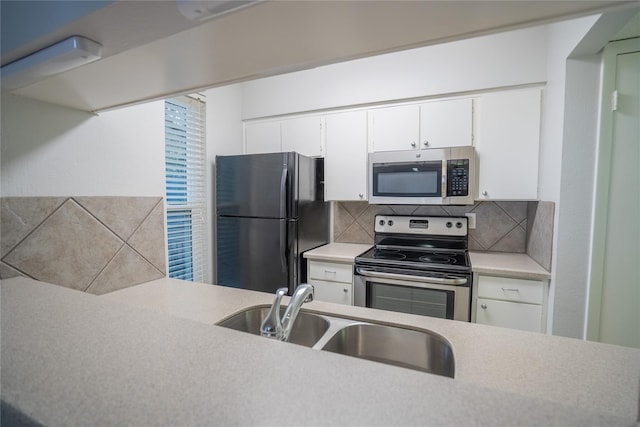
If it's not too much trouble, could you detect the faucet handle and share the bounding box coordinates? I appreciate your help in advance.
[300,283,316,303]
[260,287,287,339]
[304,288,314,303]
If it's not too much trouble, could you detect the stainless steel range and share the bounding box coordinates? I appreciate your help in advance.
[354,215,471,321]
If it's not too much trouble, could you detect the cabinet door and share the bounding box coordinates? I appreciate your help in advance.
[325,111,368,201]
[419,98,473,148]
[310,279,353,305]
[309,260,353,283]
[475,88,541,200]
[245,121,281,154]
[281,116,323,157]
[477,276,544,305]
[476,298,543,333]
[370,104,420,152]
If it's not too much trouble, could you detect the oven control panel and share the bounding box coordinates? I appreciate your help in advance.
[375,215,468,236]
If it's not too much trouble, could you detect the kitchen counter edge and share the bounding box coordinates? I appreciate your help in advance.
[469,251,551,280]
[303,242,372,263]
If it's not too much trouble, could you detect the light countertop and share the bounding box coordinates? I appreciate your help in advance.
[2,277,638,426]
[469,251,551,280]
[303,243,550,280]
[303,242,372,263]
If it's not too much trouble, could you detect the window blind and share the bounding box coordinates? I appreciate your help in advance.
[165,95,206,282]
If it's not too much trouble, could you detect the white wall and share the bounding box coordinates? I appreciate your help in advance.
[241,26,548,119]
[204,84,244,283]
[1,93,165,197]
[538,16,600,203]
[534,16,601,337]
[551,9,640,339]
[549,54,603,339]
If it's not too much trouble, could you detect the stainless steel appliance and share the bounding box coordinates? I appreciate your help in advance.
[354,215,471,321]
[216,152,329,295]
[368,146,476,205]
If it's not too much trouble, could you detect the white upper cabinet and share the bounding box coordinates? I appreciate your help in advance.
[245,121,281,154]
[281,116,323,157]
[325,110,368,201]
[419,98,473,148]
[475,88,542,200]
[369,104,420,152]
[244,89,541,201]
[370,99,473,152]
[245,116,323,157]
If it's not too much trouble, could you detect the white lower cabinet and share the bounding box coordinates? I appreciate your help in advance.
[310,279,353,305]
[307,260,354,305]
[476,298,543,333]
[473,275,548,333]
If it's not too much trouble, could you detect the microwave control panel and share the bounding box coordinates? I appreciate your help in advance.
[447,159,469,196]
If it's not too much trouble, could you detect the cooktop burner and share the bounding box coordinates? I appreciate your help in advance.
[418,253,459,265]
[372,249,407,261]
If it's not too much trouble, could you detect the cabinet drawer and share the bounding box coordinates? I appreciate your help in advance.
[309,261,353,283]
[477,276,543,304]
[309,279,353,305]
[476,298,542,333]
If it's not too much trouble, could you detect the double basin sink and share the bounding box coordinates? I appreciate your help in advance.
[216,305,455,378]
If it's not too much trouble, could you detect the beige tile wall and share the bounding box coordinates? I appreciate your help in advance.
[0,197,166,294]
[333,200,555,269]
[526,201,555,271]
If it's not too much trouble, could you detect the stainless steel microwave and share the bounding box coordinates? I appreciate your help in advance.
[368,146,476,205]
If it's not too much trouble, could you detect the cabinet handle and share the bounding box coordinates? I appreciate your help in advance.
[481,304,487,309]
[411,142,417,148]
[501,288,520,292]
[482,191,488,196]
[343,288,348,293]
[324,270,336,275]
[358,193,364,199]
[423,140,429,147]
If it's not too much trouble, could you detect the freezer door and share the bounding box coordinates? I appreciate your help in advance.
[216,216,297,294]
[216,152,296,219]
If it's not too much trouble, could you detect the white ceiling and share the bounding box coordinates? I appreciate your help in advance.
[2,0,639,112]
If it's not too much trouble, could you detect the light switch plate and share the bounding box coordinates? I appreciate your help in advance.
[465,213,476,229]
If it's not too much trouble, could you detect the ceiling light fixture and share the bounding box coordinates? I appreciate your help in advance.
[0,36,102,91]
[177,0,262,21]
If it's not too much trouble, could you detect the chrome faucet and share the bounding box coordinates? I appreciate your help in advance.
[260,287,287,340]
[260,284,314,342]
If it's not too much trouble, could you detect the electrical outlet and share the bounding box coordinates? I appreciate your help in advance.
[465,213,476,229]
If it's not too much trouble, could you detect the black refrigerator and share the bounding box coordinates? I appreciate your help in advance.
[215,152,329,295]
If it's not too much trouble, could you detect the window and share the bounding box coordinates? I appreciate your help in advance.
[165,95,206,282]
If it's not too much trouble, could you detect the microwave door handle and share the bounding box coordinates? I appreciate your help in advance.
[355,268,468,285]
[442,161,447,197]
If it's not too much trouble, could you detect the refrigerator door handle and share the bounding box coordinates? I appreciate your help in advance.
[279,220,287,273]
[279,167,288,218]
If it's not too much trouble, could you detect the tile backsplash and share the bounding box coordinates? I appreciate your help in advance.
[0,197,166,294]
[333,200,554,270]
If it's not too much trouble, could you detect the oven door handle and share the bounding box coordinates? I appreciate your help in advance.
[355,268,468,285]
